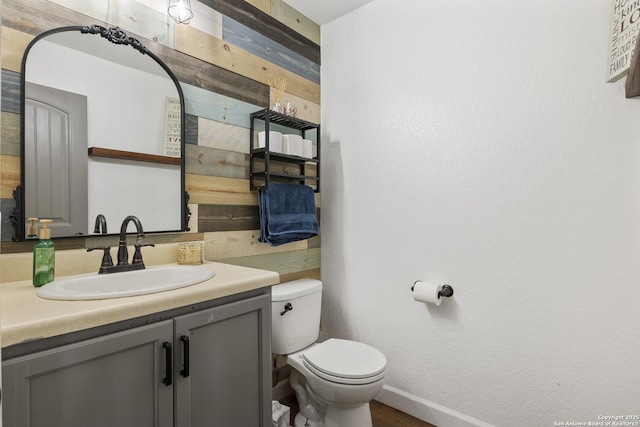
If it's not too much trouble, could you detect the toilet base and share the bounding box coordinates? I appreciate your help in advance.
[294,412,324,427]
[293,403,372,427]
[324,403,373,427]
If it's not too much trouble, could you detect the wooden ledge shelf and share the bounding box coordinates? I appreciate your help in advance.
[88,147,181,165]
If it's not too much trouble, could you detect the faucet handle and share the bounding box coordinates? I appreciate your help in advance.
[132,243,155,265]
[87,246,114,272]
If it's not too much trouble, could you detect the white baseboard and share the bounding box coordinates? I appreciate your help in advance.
[375,385,495,427]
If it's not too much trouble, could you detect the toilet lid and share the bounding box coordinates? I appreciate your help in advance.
[302,339,386,385]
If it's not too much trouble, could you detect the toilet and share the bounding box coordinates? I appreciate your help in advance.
[271,279,387,427]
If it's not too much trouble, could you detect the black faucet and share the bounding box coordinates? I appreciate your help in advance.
[88,215,154,274]
[94,214,108,234]
[87,214,114,273]
[117,215,144,266]
[116,215,154,270]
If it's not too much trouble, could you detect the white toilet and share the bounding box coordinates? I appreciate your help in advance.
[271,279,387,427]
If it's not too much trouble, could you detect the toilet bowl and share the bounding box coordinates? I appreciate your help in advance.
[288,339,386,427]
[271,279,387,427]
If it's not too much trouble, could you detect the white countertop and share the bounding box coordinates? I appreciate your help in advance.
[1,262,280,348]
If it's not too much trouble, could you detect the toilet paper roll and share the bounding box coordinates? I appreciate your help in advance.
[412,281,443,305]
[258,131,283,152]
[282,134,303,156]
[302,139,313,159]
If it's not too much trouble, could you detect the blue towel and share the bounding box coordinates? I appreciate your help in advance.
[259,183,319,246]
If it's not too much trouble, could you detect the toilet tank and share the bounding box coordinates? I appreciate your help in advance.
[271,279,322,355]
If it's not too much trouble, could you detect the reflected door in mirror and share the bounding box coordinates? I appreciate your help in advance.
[25,83,88,238]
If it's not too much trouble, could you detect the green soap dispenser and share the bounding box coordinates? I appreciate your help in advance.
[33,219,55,287]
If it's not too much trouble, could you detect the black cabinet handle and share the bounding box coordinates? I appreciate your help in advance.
[180,335,190,378]
[163,341,172,386]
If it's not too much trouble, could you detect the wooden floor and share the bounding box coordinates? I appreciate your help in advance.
[279,393,436,427]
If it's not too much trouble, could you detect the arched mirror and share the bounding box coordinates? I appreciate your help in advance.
[14,25,187,240]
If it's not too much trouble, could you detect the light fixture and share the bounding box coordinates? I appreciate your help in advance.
[168,0,194,24]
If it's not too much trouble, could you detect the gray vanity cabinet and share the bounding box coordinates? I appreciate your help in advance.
[2,290,272,427]
[2,320,174,427]
[173,293,272,426]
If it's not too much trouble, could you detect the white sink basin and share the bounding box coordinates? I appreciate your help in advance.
[36,265,216,300]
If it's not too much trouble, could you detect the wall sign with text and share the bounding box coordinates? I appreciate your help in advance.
[608,0,640,82]
[164,97,181,157]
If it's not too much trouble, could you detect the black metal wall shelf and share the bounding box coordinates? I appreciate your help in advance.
[249,109,320,192]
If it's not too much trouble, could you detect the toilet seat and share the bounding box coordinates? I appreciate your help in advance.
[302,339,387,385]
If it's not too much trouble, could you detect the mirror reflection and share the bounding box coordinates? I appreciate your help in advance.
[19,25,185,240]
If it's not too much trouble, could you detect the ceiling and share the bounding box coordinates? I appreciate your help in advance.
[284,0,374,25]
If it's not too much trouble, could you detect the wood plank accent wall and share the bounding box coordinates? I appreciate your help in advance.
[0,0,321,283]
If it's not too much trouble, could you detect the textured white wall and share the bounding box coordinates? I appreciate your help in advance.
[320,0,640,425]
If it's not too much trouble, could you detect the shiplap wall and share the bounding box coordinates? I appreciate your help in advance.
[0,0,320,282]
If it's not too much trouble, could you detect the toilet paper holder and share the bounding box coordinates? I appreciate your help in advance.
[411,281,454,298]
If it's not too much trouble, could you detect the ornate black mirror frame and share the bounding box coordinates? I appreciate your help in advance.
[11,25,190,241]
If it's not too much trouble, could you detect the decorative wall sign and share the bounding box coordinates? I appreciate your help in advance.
[164,96,181,157]
[608,0,640,82]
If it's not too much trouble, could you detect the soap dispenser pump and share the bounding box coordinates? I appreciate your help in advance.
[33,219,55,287]
[26,217,39,239]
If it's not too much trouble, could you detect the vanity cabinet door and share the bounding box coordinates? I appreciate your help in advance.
[2,320,174,427]
[173,293,271,427]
